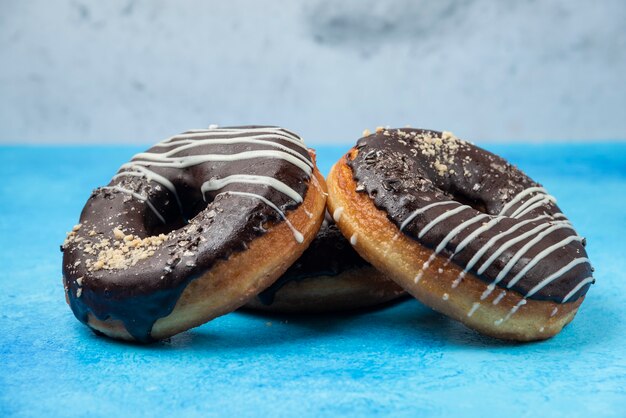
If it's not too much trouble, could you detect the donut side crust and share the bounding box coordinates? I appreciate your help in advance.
[327,149,583,341]
[245,266,406,313]
[86,164,328,341]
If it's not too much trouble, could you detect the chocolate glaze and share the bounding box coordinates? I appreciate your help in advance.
[257,219,370,305]
[62,126,312,342]
[347,128,593,303]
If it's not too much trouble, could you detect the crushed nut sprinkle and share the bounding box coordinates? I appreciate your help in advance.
[377,128,465,177]
[64,225,167,272]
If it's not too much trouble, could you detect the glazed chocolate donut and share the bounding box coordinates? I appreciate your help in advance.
[327,128,594,341]
[62,126,326,342]
[245,216,405,313]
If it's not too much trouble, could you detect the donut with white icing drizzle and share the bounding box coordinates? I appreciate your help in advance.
[327,128,593,341]
[245,216,405,312]
[62,126,327,342]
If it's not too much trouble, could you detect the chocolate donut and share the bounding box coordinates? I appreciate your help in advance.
[327,128,593,341]
[245,216,405,313]
[62,126,327,342]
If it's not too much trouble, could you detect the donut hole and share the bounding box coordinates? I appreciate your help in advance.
[447,187,488,214]
[147,216,187,236]
[144,186,208,236]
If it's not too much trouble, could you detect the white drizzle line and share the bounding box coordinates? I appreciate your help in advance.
[562,277,594,303]
[450,217,502,257]
[333,207,344,222]
[448,217,505,288]
[129,149,312,176]
[200,175,303,204]
[418,206,469,239]
[160,131,307,151]
[113,165,184,215]
[435,214,489,254]
[452,217,552,290]
[413,214,488,289]
[220,191,303,243]
[101,186,166,224]
[477,222,573,299]
[499,187,546,215]
[505,234,583,289]
[492,291,506,305]
[495,299,526,326]
[400,201,458,231]
[525,258,589,298]
[512,195,558,219]
[509,193,553,218]
[467,215,548,270]
[148,136,313,168]
[467,302,480,317]
[497,260,585,324]
[157,128,306,149]
[475,219,551,273]
[477,222,572,278]
[350,234,358,246]
[191,126,304,142]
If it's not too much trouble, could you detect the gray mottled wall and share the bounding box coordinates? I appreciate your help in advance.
[1,0,625,144]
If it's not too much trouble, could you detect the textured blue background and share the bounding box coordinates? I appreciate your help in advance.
[1,143,625,417]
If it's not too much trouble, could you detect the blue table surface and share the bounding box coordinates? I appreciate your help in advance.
[1,142,625,417]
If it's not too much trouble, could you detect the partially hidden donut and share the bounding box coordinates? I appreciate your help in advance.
[62,126,326,342]
[245,215,405,313]
[327,128,594,341]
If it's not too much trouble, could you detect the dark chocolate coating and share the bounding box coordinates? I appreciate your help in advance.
[257,220,370,305]
[347,128,593,303]
[62,127,312,342]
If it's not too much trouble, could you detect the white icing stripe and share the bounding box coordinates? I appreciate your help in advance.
[418,214,489,287]
[156,129,306,150]
[350,234,358,246]
[333,207,344,222]
[562,277,594,303]
[452,216,505,256]
[418,206,469,239]
[505,234,583,289]
[499,187,546,215]
[467,302,480,317]
[513,196,559,219]
[476,223,571,276]
[200,175,303,204]
[113,165,184,215]
[221,191,304,243]
[461,215,555,274]
[495,299,526,326]
[102,186,166,224]
[435,214,489,254]
[525,258,589,298]
[496,223,575,287]
[130,149,312,175]
[509,194,555,218]
[163,126,303,141]
[181,126,303,142]
[149,136,313,168]
[400,201,458,231]
[492,291,506,305]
